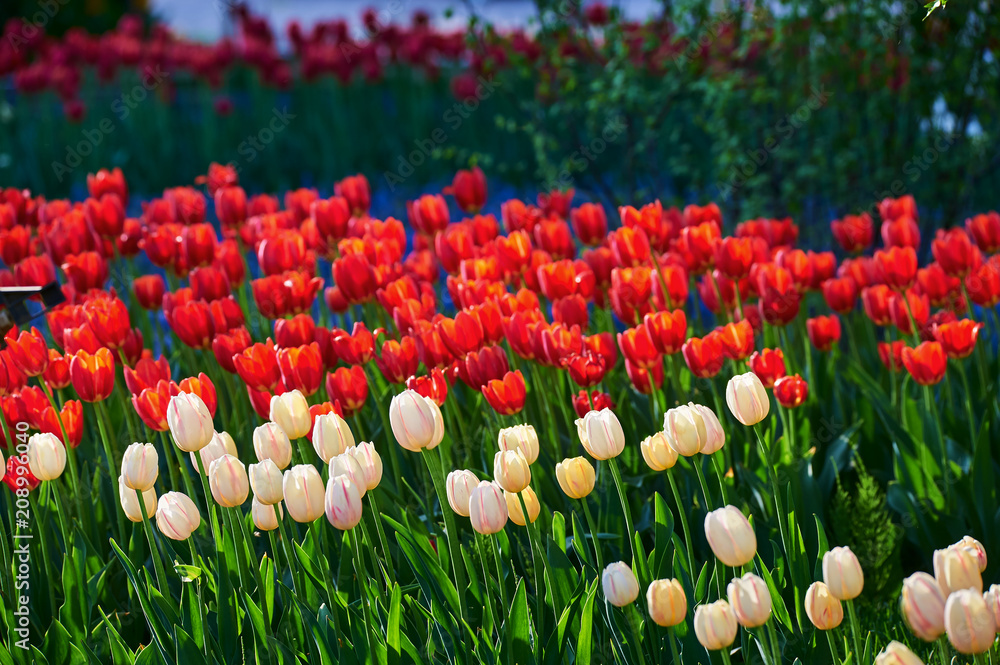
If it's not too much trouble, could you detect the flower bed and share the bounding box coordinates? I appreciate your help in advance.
[1,163,1000,663]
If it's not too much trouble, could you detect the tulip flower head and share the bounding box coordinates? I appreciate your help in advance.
[728,573,773,627]
[191,430,237,475]
[704,505,757,567]
[641,431,678,471]
[390,389,445,452]
[602,562,640,607]
[312,412,356,462]
[282,465,326,523]
[951,536,987,573]
[493,449,531,493]
[646,579,686,627]
[497,424,539,464]
[901,571,946,641]
[347,442,383,491]
[328,452,367,499]
[120,476,157,523]
[446,469,479,517]
[209,454,250,508]
[26,432,66,481]
[822,546,864,600]
[253,422,293,469]
[875,641,925,665]
[167,392,214,453]
[805,582,844,630]
[726,372,770,426]
[252,497,283,531]
[555,457,596,499]
[270,389,311,439]
[325,474,364,531]
[934,545,983,596]
[469,480,508,535]
[121,442,158,491]
[943,589,996,654]
[155,491,201,540]
[249,459,284,505]
[505,487,541,526]
[663,402,725,457]
[693,600,739,650]
[577,408,625,460]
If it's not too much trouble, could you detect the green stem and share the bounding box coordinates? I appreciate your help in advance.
[137,489,169,592]
[825,631,842,665]
[607,457,638,569]
[719,645,734,665]
[491,534,512,656]
[188,540,208,657]
[95,401,127,545]
[937,636,951,665]
[517,489,548,638]
[711,453,730,505]
[667,469,696,582]
[922,384,952,507]
[692,457,713,511]
[476,533,500,648]
[667,627,683,665]
[581,498,605,572]
[350,527,378,662]
[845,600,863,664]
[626,606,650,665]
[423,448,469,623]
[367,490,395,585]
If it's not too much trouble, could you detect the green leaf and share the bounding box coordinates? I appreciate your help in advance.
[173,626,207,665]
[575,578,600,665]
[652,492,675,579]
[509,578,534,665]
[757,554,793,631]
[173,564,202,583]
[108,538,174,664]
[545,536,579,619]
[387,583,402,664]
[571,511,594,570]
[40,620,88,665]
[97,607,135,665]
[694,561,710,603]
[551,511,566,553]
[814,515,830,581]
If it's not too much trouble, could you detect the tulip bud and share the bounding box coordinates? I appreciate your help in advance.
[167,392,214,452]
[329,451,367,499]
[505,487,540,526]
[646,578,686,627]
[822,546,864,600]
[875,641,925,665]
[270,390,311,439]
[934,545,983,596]
[985,585,1000,631]
[191,430,237,475]
[390,390,444,452]
[663,403,724,457]
[578,408,625,460]
[209,454,250,508]
[347,442,383,491]
[602,562,640,607]
[252,497,282,531]
[805,581,844,630]
[727,573,773,627]
[725,372,770,426]
[119,475,156,522]
[952,535,988,573]
[249,459,284,505]
[253,422,293,469]
[446,469,479,517]
[27,432,66,481]
[121,442,158,491]
[325,474,364,530]
[497,424,539,464]
[555,457,596,499]
[493,449,531,493]
[944,589,996,654]
[693,600,739,650]
[469,480,508,534]
[155,491,201,540]
[312,412,355,462]
[704,505,757,567]
[900,572,946,641]
[641,431,678,471]
[282,465,325,523]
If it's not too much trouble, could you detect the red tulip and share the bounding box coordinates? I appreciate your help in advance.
[311,197,352,244]
[533,219,574,260]
[406,368,449,406]
[234,340,281,392]
[83,296,131,350]
[538,189,574,218]
[124,356,171,395]
[571,390,613,417]
[563,351,607,388]
[252,271,324,319]
[609,266,654,324]
[332,254,377,305]
[652,263,689,310]
[889,290,929,335]
[916,263,961,308]
[436,311,485,359]
[758,282,801,327]
[681,333,724,378]
[6,327,48,377]
[214,239,246,285]
[276,343,324,396]
[215,186,247,230]
[609,226,650,267]
[774,374,808,408]
[620,201,675,252]
[571,203,608,247]
[212,327,252,374]
[821,277,858,314]
[965,212,1000,254]
[87,167,127,205]
[335,174,371,216]
[901,342,947,385]
[408,194,450,236]
[878,195,917,223]
[807,315,841,352]
[714,237,755,280]
[878,340,906,373]
[167,299,215,349]
[189,266,231,303]
[133,381,173,430]
[717,320,755,360]
[274,314,317,349]
[674,221,720,275]
[537,323,584,367]
[331,323,375,365]
[482,370,527,415]
[880,217,920,249]
[375,336,419,384]
[326,366,369,416]
[626,358,663,395]
[932,228,980,278]
[933,319,982,359]
[831,213,873,254]
[84,193,125,238]
[182,223,218,269]
[450,166,487,213]
[69,348,115,402]
[42,350,71,390]
[644,310,687,356]
[965,257,1000,307]
[134,275,166,310]
[62,251,108,292]
[748,348,786,388]
[171,373,218,417]
[463,345,509,391]
[38,399,83,448]
[861,285,893,326]
[14,255,57,288]
[0,226,30,266]
[4,455,40,494]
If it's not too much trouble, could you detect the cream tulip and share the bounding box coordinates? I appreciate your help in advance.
[389,390,444,452]
[805,582,844,630]
[209,454,249,508]
[704,505,757,567]
[934,545,983,596]
[984,585,1000,631]
[505,487,540,526]
[155,491,201,540]
[663,403,724,457]
[693,600,739,650]
[167,392,214,452]
[469,480,508,535]
[253,422,293,469]
[493,449,531,493]
[728,573,773,627]
[347,442,382,491]
[900,572,946,641]
[726,372,770,426]
[822,546,864,600]
[446,469,479,517]
[191,430,237,475]
[325,474,364,531]
[251,497,282,531]
[312,412,355,462]
[694,403,726,454]
[952,535,988,573]
[121,442,158,491]
[646,579,686,627]
[119,475,156,522]
[875,641,925,665]
[249,459,284,505]
[579,408,625,460]
[282,464,325,523]
[641,431,678,471]
[27,432,66,481]
[328,451,367,499]
[602,562,640,607]
[555,457,596,499]
[497,424,539,464]
[270,390,311,440]
[943,589,996,654]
